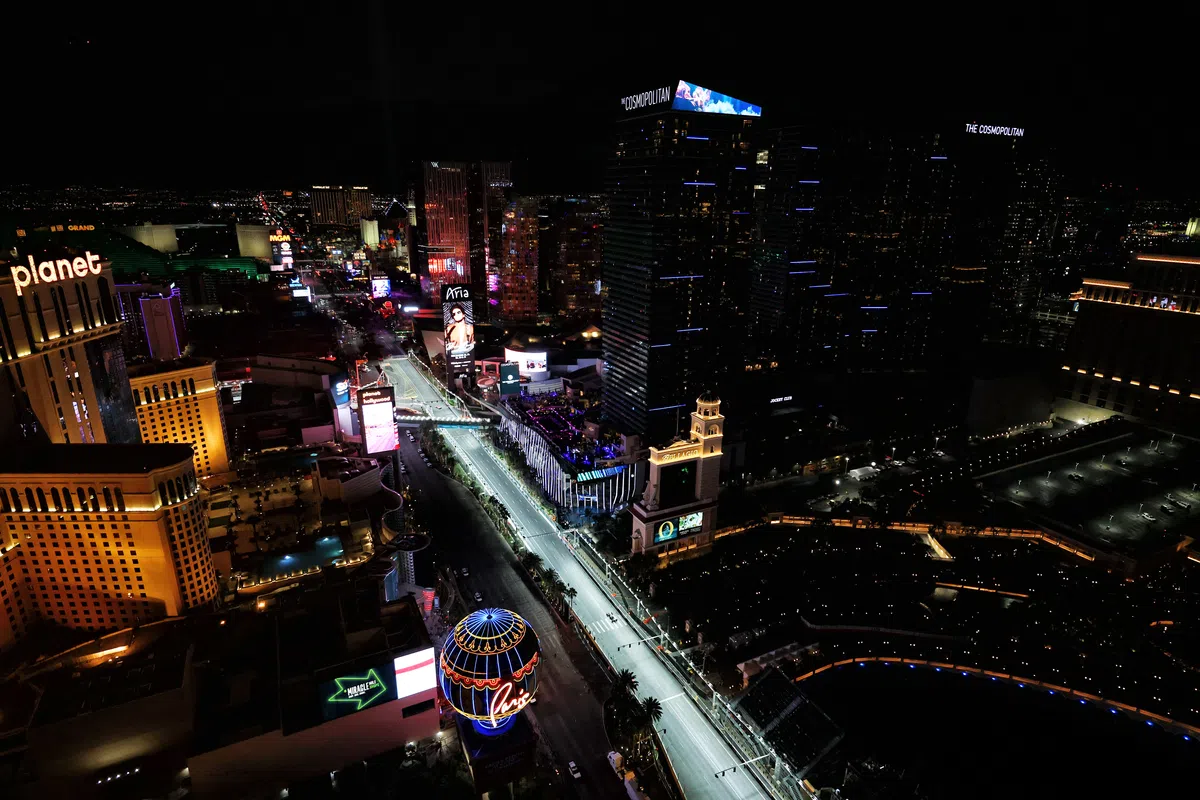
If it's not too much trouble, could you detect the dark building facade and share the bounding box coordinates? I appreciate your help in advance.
[1061,252,1200,431]
[538,196,604,324]
[467,161,512,323]
[602,81,762,443]
[753,119,1056,375]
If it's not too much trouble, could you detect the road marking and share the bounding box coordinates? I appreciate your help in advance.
[661,692,685,702]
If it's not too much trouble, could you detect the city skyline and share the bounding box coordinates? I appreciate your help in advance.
[8,10,1200,195]
[2,13,1200,800]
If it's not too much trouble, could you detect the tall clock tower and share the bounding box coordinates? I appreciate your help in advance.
[630,392,724,561]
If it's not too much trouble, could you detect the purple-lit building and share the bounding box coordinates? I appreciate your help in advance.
[115,283,187,361]
[497,398,646,513]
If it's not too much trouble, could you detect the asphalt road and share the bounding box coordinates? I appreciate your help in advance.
[383,358,624,800]
[385,356,773,800]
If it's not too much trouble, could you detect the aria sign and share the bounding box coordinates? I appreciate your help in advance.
[10,251,103,296]
[964,123,1025,137]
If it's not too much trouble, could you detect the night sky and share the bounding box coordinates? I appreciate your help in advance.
[10,7,1200,198]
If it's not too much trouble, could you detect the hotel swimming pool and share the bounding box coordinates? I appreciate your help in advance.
[261,536,344,581]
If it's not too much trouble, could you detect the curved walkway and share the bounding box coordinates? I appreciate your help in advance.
[793,656,1199,738]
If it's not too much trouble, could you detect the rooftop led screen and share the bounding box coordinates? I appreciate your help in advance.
[394,647,437,701]
[360,386,397,455]
[652,510,704,544]
[672,80,761,117]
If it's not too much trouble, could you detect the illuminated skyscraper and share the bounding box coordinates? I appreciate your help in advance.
[414,162,471,300]
[0,245,140,446]
[128,358,232,478]
[348,187,372,226]
[602,80,761,443]
[1061,252,1200,431]
[115,283,187,362]
[0,443,217,650]
[499,197,539,323]
[311,186,372,227]
[468,162,512,321]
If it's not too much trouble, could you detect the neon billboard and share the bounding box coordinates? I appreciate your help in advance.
[320,665,397,720]
[10,251,103,296]
[653,510,704,543]
[672,80,761,117]
[359,386,398,455]
[439,608,541,736]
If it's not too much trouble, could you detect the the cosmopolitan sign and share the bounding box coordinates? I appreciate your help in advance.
[965,123,1025,137]
[621,85,673,112]
[11,251,103,296]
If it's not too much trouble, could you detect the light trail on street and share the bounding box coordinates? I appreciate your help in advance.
[382,355,776,800]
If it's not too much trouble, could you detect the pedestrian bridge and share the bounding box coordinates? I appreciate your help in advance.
[394,415,495,429]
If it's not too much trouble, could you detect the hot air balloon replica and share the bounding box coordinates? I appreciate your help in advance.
[439,607,541,736]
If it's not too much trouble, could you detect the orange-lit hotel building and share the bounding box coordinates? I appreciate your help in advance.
[0,444,218,650]
[0,246,141,445]
[128,357,232,479]
[1061,253,1200,431]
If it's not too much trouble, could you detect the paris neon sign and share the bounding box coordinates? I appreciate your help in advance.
[489,681,534,726]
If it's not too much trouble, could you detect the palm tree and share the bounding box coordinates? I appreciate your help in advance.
[520,552,543,574]
[640,696,663,730]
[551,578,568,611]
[562,586,577,610]
[613,669,639,697]
[543,568,561,589]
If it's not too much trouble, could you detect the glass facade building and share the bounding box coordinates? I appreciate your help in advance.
[602,82,761,444]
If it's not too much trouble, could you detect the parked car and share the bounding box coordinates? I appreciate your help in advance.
[1141,512,1157,522]
[1160,504,1176,515]
[473,591,483,603]
[461,567,470,577]
[568,761,582,780]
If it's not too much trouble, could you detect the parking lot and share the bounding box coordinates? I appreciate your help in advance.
[986,435,1200,553]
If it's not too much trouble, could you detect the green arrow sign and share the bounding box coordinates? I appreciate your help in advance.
[326,668,390,710]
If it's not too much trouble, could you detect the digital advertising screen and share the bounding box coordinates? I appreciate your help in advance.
[359,386,398,455]
[499,363,521,396]
[672,80,762,117]
[652,511,704,544]
[442,284,475,376]
[320,663,398,722]
[371,277,391,298]
[503,348,547,377]
[270,229,295,269]
[331,372,350,407]
[393,647,437,701]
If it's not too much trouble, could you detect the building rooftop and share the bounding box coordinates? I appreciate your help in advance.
[127,356,214,378]
[735,667,842,774]
[30,637,191,727]
[5,444,194,475]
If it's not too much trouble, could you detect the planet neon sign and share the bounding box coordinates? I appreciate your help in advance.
[10,251,103,296]
[439,607,541,736]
